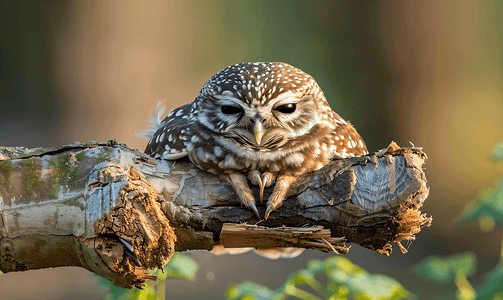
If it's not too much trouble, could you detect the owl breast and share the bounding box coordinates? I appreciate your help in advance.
[186,121,354,177]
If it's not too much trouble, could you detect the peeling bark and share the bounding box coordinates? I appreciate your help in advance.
[0,140,431,288]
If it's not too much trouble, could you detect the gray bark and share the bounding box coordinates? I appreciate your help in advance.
[0,140,431,288]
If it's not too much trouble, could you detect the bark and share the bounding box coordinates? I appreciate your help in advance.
[0,140,431,288]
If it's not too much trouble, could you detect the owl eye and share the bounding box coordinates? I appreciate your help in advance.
[274,103,296,114]
[221,105,244,115]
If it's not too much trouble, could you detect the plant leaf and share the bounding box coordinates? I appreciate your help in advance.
[491,142,503,161]
[227,256,410,300]
[414,253,477,283]
[226,281,280,300]
[158,253,199,281]
[458,180,503,228]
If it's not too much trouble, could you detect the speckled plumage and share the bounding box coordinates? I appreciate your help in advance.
[145,62,368,219]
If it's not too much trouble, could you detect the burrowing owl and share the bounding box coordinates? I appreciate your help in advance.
[145,62,368,219]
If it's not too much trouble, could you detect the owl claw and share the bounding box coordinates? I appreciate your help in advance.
[264,204,273,220]
[249,171,264,203]
[259,182,265,203]
[264,175,298,220]
[259,172,274,202]
[228,173,262,219]
[249,201,261,219]
[248,171,275,203]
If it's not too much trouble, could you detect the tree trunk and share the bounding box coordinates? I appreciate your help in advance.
[0,140,431,288]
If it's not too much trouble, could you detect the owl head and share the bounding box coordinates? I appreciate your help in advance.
[193,62,336,151]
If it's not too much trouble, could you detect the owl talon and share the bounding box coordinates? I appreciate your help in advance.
[264,204,273,220]
[228,173,261,219]
[249,201,261,219]
[264,175,298,220]
[259,172,275,203]
[249,171,264,203]
[259,182,265,203]
[248,171,275,203]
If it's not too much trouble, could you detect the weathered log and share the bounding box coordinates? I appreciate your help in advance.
[0,140,431,288]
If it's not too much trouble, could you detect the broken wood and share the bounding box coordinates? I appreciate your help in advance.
[0,140,431,288]
[219,224,348,254]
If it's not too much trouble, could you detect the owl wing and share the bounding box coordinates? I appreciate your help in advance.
[144,103,194,160]
[330,121,368,159]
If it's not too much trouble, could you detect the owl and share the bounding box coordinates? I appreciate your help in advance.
[145,62,368,219]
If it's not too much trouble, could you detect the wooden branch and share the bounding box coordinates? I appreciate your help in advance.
[218,224,348,254]
[0,140,431,288]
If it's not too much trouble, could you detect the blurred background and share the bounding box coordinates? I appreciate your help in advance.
[1,0,502,299]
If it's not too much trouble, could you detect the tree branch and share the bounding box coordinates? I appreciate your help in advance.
[0,140,431,288]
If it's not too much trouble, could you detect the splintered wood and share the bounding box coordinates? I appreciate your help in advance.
[219,224,349,254]
[93,166,177,287]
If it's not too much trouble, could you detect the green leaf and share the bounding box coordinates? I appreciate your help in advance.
[459,142,503,228]
[475,262,503,300]
[227,256,411,300]
[323,257,409,300]
[130,282,157,300]
[414,253,477,283]
[98,253,198,300]
[458,180,503,228]
[226,281,280,300]
[97,275,131,300]
[491,142,503,161]
[158,253,199,281]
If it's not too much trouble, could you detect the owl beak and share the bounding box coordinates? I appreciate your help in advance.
[253,119,265,145]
